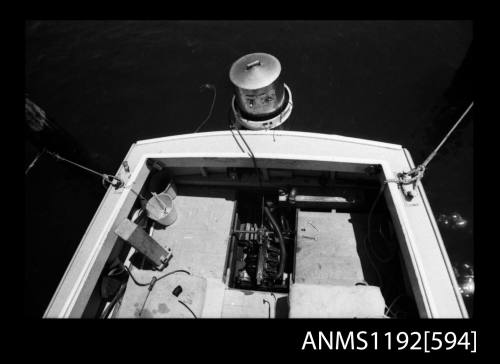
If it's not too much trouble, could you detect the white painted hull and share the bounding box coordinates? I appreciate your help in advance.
[44,130,468,318]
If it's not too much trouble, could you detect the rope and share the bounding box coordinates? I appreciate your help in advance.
[193,84,216,133]
[45,150,124,189]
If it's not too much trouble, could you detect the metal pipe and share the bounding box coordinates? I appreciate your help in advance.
[264,206,286,280]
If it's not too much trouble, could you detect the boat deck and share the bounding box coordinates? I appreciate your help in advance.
[116,186,236,318]
[44,131,468,318]
[295,210,365,285]
[116,186,392,318]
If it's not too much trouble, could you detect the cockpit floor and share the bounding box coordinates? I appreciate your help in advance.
[115,186,236,318]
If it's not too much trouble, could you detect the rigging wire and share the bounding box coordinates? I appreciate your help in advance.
[45,150,124,189]
[420,102,474,170]
[396,102,474,184]
[25,148,46,175]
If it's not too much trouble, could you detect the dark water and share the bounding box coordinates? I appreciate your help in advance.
[25,20,473,317]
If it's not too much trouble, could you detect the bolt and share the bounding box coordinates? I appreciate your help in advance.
[122,161,130,173]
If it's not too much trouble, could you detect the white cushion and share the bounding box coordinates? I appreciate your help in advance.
[289,283,386,318]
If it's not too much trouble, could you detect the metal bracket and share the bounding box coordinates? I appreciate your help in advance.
[157,248,173,271]
[114,219,173,271]
[102,174,124,190]
[400,180,418,200]
[393,165,425,201]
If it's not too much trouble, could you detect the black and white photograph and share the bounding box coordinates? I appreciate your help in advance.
[25,20,474,327]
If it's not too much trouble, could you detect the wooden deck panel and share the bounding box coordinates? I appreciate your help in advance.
[149,186,236,280]
[295,210,365,286]
[116,186,236,318]
[117,271,207,318]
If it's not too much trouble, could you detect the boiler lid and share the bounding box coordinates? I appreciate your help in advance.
[229,53,282,90]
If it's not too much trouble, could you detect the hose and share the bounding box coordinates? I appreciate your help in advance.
[264,206,286,280]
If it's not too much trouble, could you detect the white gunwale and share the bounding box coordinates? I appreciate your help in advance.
[44,130,467,318]
[402,148,468,316]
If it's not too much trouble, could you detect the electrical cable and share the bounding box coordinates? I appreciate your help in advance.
[232,126,263,189]
[156,269,191,283]
[120,262,190,287]
[100,282,127,319]
[385,294,404,318]
[178,300,197,318]
[366,183,397,264]
[363,235,384,289]
[120,264,150,287]
[193,84,216,133]
[361,183,388,288]
[117,263,193,318]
